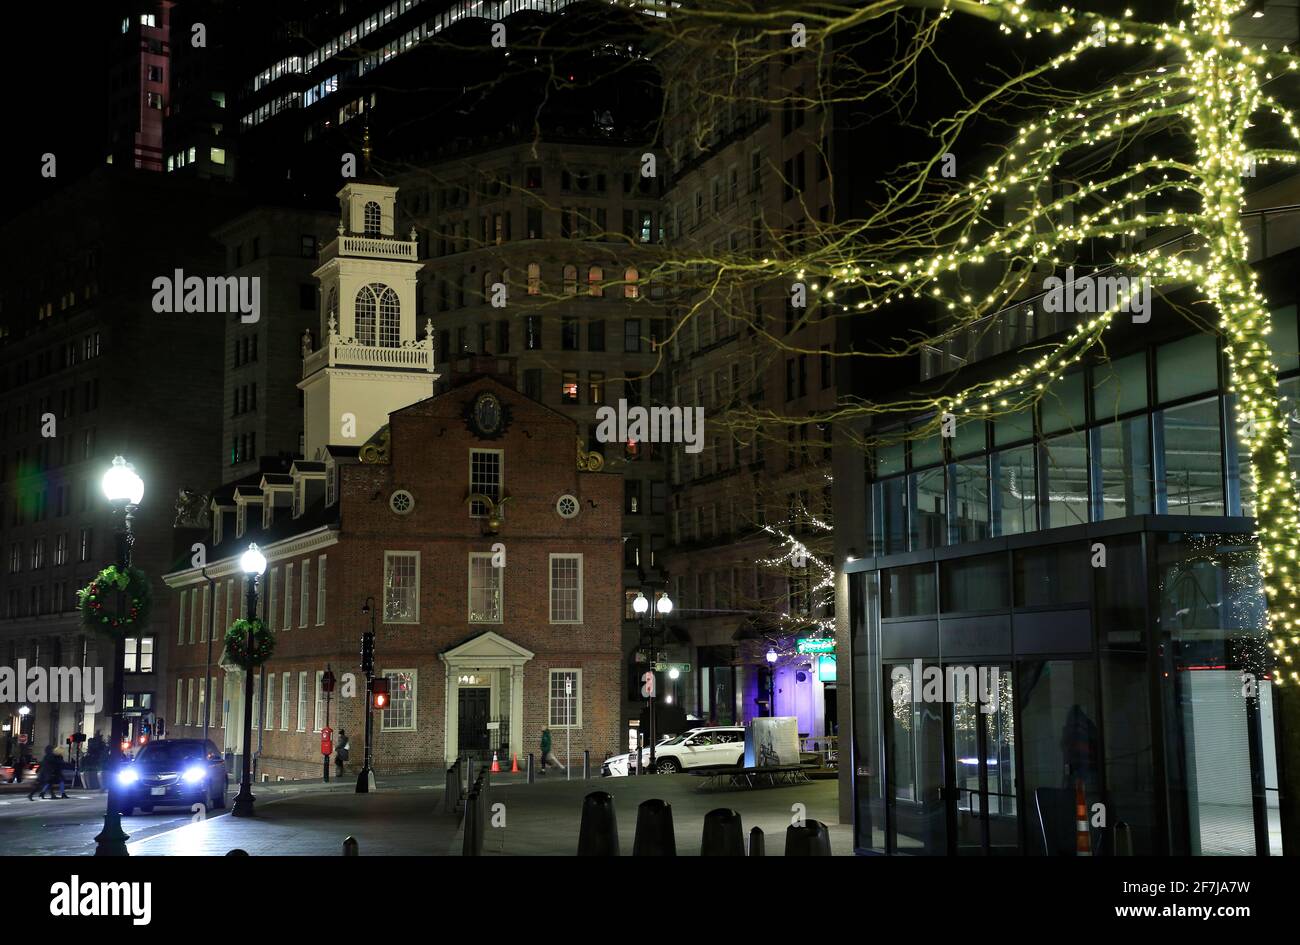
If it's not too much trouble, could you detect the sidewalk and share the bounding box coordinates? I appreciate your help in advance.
[125,772,850,855]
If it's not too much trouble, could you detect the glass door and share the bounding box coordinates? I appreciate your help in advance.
[946,664,1018,855]
[885,662,949,855]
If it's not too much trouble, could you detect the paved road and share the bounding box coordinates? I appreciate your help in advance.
[0,788,204,856]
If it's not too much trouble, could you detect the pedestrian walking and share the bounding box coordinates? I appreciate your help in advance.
[334,729,350,778]
[28,745,60,800]
[540,725,565,774]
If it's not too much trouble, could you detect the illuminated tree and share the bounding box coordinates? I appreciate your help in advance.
[637,0,1300,846]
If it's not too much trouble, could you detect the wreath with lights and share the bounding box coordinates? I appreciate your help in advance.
[76,566,152,637]
[224,619,276,668]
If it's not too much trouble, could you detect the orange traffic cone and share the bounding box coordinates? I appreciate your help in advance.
[1074,779,1091,857]
[510,753,520,773]
[490,750,501,773]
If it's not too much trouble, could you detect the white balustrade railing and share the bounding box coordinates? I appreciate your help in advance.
[302,339,435,376]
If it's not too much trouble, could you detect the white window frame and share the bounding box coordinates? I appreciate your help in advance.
[280,672,291,731]
[548,554,583,624]
[317,555,327,625]
[200,584,210,643]
[383,551,421,624]
[176,678,184,723]
[378,668,417,732]
[468,552,503,623]
[264,673,276,730]
[178,590,188,645]
[314,670,325,732]
[548,669,582,729]
[269,567,279,632]
[189,587,198,644]
[226,580,234,634]
[468,448,504,518]
[299,559,310,627]
[284,563,294,630]
[297,671,308,731]
[186,678,195,726]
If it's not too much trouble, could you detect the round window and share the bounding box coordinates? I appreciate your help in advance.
[556,494,580,519]
[390,490,415,515]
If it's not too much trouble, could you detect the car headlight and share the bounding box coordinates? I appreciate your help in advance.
[117,768,138,786]
[182,766,207,784]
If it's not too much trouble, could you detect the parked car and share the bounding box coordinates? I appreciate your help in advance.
[115,739,228,815]
[603,727,746,776]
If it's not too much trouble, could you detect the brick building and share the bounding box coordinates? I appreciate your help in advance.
[162,180,623,778]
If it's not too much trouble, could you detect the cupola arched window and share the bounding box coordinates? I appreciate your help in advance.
[354,283,398,346]
[363,201,381,236]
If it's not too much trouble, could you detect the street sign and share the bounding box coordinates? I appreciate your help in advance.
[653,662,691,673]
[486,721,500,731]
[796,638,835,655]
[565,678,572,695]
[818,654,838,682]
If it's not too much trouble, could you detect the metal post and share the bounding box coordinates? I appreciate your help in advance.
[583,750,591,780]
[357,604,376,793]
[93,500,135,856]
[323,689,332,783]
[231,575,259,817]
[342,836,359,856]
[527,752,535,783]
[201,569,216,753]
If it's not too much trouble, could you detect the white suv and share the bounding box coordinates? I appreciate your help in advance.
[604,727,746,776]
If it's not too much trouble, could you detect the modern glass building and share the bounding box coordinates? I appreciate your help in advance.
[844,306,1300,855]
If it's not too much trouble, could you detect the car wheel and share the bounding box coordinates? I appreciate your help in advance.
[655,758,680,774]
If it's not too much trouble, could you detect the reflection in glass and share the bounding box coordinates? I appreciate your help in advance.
[1041,431,1089,529]
[912,467,947,551]
[949,458,990,543]
[1159,398,1224,516]
[993,444,1036,536]
[1095,417,1153,519]
[873,477,908,555]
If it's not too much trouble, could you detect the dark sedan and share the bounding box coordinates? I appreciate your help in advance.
[115,739,228,815]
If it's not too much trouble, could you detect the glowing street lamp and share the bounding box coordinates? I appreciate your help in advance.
[232,544,266,818]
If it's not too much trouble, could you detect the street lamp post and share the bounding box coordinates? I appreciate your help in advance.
[231,543,266,818]
[357,598,377,793]
[94,455,143,857]
[322,666,335,783]
[633,589,673,774]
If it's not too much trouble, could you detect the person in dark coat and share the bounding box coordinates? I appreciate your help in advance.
[334,729,350,777]
[28,746,60,800]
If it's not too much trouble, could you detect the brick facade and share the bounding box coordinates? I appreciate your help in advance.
[164,371,623,780]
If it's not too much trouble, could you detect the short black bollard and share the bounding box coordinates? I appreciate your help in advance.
[527,752,535,784]
[466,757,477,793]
[463,791,483,856]
[577,791,620,856]
[785,820,832,856]
[701,808,745,856]
[225,848,249,856]
[342,836,359,856]
[749,826,766,856]
[632,798,677,856]
[443,764,459,814]
[583,749,591,780]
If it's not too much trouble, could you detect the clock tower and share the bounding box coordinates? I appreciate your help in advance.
[300,182,438,457]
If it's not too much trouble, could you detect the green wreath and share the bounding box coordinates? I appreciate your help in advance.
[77,566,152,637]
[224,619,276,668]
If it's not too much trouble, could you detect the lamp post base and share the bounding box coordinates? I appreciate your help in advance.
[93,811,130,856]
[355,767,375,793]
[231,787,256,817]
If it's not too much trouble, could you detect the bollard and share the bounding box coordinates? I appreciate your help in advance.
[466,756,477,794]
[632,798,677,856]
[226,848,249,856]
[583,750,591,780]
[463,791,483,856]
[484,764,492,809]
[1114,821,1133,856]
[577,791,620,856]
[342,836,359,856]
[749,826,766,856]
[701,808,745,856]
[785,820,832,856]
[527,752,535,784]
[443,764,459,814]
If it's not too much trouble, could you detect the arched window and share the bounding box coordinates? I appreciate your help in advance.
[563,265,578,295]
[624,267,639,299]
[354,283,396,346]
[376,286,400,347]
[527,262,541,296]
[363,201,381,236]
[587,265,603,298]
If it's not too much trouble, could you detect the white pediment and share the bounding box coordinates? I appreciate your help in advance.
[440,631,534,665]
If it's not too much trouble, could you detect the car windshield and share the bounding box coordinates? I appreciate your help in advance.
[135,742,206,766]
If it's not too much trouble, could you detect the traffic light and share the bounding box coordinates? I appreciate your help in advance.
[360,631,375,676]
[371,677,390,710]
